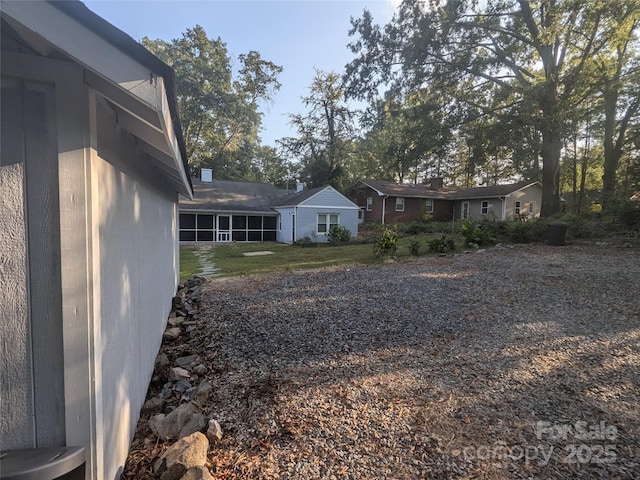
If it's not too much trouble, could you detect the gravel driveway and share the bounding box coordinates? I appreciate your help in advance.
[126,244,640,479]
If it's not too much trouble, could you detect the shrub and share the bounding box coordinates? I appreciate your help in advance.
[617,201,640,230]
[461,218,492,247]
[403,221,432,236]
[505,219,547,243]
[328,225,352,243]
[373,227,398,257]
[408,239,422,256]
[427,235,455,253]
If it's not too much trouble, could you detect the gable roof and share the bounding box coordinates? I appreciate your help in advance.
[356,180,458,199]
[450,181,541,199]
[180,179,285,213]
[356,179,541,200]
[274,186,329,206]
[1,0,193,198]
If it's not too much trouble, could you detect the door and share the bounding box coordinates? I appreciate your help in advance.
[217,215,231,242]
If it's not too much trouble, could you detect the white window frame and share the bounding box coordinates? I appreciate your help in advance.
[317,213,340,235]
[515,201,521,215]
[366,196,373,211]
[425,198,434,213]
[395,197,405,212]
[481,201,489,215]
[358,209,364,220]
[462,202,470,219]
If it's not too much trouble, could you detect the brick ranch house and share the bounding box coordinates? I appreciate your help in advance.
[351,179,543,224]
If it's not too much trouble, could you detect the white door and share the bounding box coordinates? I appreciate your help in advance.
[217,215,231,242]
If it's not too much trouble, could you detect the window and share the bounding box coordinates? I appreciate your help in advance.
[358,209,364,220]
[396,197,405,212]
[481,201,489,215]
[462,202,470,219]
[515,201,521,215]
[425,198,434,213]
[317,213,339,234]
[366,196,373,211]
[528,201,535,214]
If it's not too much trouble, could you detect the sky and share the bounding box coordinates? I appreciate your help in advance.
[84,0,400,147]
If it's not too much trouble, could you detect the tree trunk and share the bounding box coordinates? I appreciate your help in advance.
[602,90,619,211]
[540,131,562,217]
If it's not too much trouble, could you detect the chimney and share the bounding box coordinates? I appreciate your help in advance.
[430,177,444,190]
[201,168,213,183]
[296,182,304,193]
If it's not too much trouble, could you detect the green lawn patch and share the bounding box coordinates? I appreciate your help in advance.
[179,234,464,280]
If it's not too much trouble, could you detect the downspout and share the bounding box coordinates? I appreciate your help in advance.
[381,195,388,224]
[293,206,297,242]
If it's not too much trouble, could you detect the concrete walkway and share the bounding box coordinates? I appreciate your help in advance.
[192,247,222,277]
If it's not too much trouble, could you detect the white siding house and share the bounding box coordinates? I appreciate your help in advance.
[274,186,360,243]
[0,2,192,479]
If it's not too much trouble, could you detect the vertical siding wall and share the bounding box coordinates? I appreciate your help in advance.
[92,98,178,479]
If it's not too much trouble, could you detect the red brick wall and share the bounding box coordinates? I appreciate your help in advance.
[350,186,455,224]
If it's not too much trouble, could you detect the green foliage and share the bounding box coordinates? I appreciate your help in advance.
[328,225,352,243]
[373,227,398,257]
[408,239,422,256]
[279,70,354,191]
[427,235,455,253]
[504,219,547,243]
[142,27,282,180]
[402,221,432,236]
[616,201,640,230]
[461,218,491,247]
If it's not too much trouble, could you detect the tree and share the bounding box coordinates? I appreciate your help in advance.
[345,0,634,216]
[592,1,640,211]
[355,87,453,184]
[279,70,355,191]
[142,26,282,178]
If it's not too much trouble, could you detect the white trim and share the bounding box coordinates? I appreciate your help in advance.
[395,197,405,212]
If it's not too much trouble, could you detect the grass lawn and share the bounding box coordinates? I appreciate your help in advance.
[180,234,461,280]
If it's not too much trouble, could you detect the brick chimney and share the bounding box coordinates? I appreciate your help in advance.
[429,177,444,190]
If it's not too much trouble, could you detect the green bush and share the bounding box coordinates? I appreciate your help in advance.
[617,201,640,230]
[403,221,432,236]
[373,227,398,257]
[328,225,352,243]
[505,219,547,243]
[427,235,455,253]
[408,239,422,256]
[461,218,492,247]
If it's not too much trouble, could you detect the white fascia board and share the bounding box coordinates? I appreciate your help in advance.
[2,1,192,199]
[357,181,385,196]
[295,205,360,210]
[2,2,157,107]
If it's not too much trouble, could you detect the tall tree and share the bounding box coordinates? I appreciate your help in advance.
[279,70,355,190]
[142,26,282,179]
[345,0,631,216]
[592,1,640,211]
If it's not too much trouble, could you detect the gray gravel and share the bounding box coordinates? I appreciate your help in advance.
[137,244,640,479]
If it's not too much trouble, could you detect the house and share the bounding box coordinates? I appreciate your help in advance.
[273,185,360,243]
[179,171,360,243]
[352,179,542,223]
[1,2,192,480]
[179,172,284,242]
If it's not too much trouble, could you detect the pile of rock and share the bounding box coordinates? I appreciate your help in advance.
[134,276,223,480]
